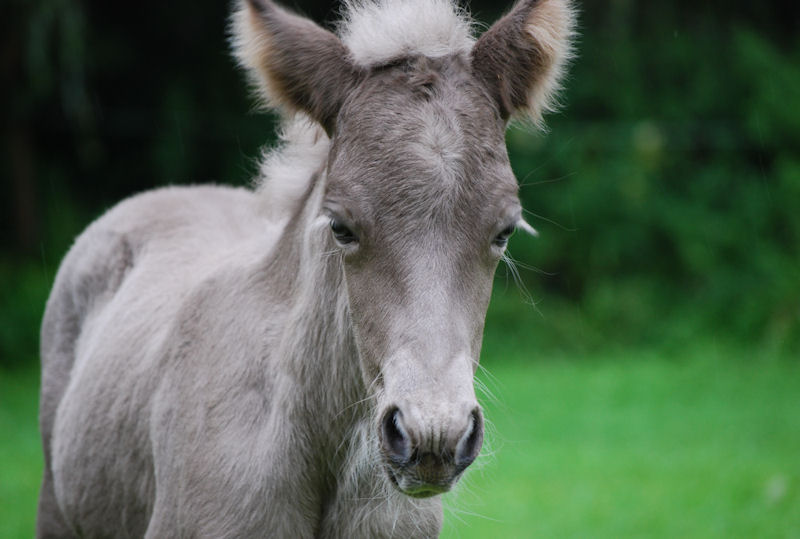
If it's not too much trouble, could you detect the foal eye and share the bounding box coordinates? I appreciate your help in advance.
[330,219,358,245]
[493,225,515,247]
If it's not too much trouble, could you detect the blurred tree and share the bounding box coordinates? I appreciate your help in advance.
[1,0,798,368]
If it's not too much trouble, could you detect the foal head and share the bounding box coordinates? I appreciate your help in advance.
[234,0,574,498]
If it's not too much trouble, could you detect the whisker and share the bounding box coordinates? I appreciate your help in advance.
[503,251,556,276]
[518,170,577,188]
[523,208,578,232]
[500,253,542,315]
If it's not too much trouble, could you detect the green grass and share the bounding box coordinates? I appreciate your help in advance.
[0,368,42,539]
[443,347,800,538]
[2,347,798,537]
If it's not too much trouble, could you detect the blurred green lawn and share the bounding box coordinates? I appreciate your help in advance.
[0,368,41,539]
[1,328,798,537]
[443,346,800,538]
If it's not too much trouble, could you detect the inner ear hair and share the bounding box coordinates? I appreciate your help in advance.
[471,0,576,128]
[232,0,363,134]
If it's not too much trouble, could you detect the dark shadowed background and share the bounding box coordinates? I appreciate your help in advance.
[1,0,798,536]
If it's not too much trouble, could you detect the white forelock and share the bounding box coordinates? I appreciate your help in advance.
[338,0,476,67]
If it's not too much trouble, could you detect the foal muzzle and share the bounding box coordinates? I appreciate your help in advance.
[379,404,483,498]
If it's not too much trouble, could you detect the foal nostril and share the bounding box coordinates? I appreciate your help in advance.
[454,408,484,469]
[380,407,411,464]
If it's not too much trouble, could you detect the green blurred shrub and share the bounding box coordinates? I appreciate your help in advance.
[507,24,799,354]
[0,263,50,370]
[3,1,798,370]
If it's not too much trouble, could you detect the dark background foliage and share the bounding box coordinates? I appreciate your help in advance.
[2,0,798,368]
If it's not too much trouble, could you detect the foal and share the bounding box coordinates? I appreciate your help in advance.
[37,0,574,536]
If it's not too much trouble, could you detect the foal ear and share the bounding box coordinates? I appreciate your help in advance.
[471,0,576,127]
[232,0,360,134]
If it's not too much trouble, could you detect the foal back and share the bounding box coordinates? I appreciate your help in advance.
[37,185,264,537]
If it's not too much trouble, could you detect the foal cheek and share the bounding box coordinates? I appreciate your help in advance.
[342,256,410,370]
[344,286,395,388]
